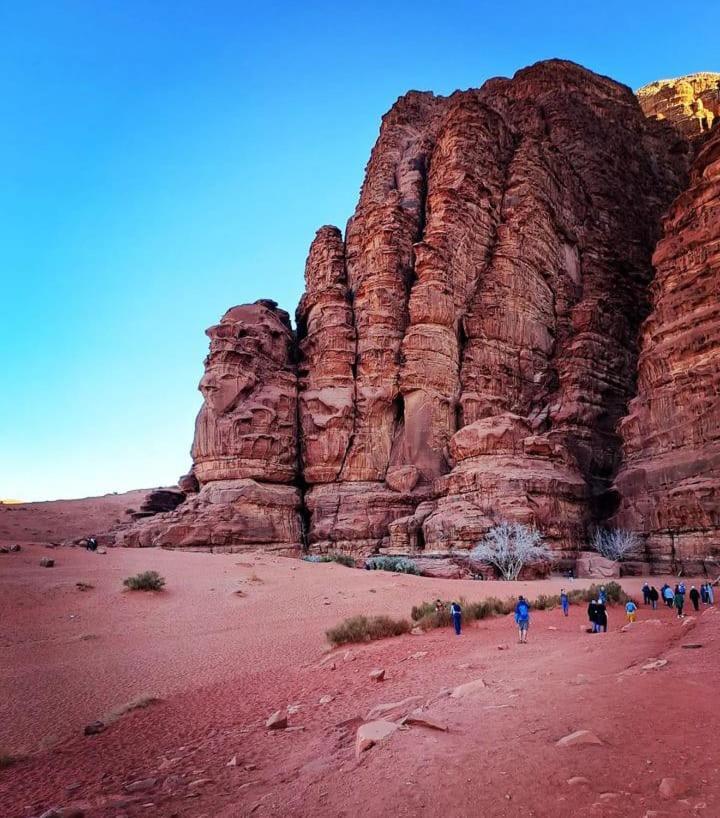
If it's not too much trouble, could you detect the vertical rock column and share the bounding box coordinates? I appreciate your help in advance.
[613,128,720,571]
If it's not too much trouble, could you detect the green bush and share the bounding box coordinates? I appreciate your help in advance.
[302,553,355,567]
[326,615,411,646]
[365,556,421,575]
[123,570,166,592]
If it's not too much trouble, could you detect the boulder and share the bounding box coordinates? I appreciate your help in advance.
[575,551,620,579]
[355,720,398,759]
[658,777,689,799]
[265,710,288,730]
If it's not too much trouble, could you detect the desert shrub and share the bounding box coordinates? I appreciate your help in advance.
[76,581,94,592]
[470,522,553,581]
[533,593,561,611]
[592,528,641,561]
[123,570,166,592]
[365,556,421,575]
[574,582,628,604]
[411,601,437,621]
[326,615,411,646]
[301,553,356,567]
[0,752,20,769]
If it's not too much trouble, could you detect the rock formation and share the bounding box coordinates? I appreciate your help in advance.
[638,73,720,137]
[612,125,720,572]
[117,59,715,571]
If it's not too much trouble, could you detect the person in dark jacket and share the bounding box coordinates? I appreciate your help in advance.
[587,600,599,633]
[689,586,700,612]
[642,582,651,605]
[674,585,685,618]
[450,601,462,635]
[596,600,608,632]
[649,586,659,610]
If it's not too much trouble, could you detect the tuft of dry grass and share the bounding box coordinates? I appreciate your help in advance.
[76,581,94,591]
[326,615,411,646]
[0,751,22,769]
[103,694,163,725]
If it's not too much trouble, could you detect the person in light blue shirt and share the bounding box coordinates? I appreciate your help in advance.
[625,599,638,624]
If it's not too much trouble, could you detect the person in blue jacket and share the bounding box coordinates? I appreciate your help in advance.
[560,588,570,617]
[450,601,462,635]
[598,586,607,605]
[515,596,531,643]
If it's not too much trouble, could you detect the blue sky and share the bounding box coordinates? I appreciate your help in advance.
[1,1,717,501]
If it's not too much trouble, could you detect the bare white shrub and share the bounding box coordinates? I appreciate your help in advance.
[470,522,553,581]
[592,528,641,561]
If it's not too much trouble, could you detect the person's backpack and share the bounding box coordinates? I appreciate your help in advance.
[517,601,530,620]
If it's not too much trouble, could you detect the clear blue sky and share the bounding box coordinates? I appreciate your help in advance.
[1,1,716,501]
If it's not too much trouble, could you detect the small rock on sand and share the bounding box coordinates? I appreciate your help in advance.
[411,627,424,635]
[83,721,105,736]
[40,557,55,568]
[369,669,385,682]
[658,777,688,799]
[556,730,603,748]
[319,695,334,705]
[401,711,448,731]
[266,711,287,730]
[642,659,668,671]
[124,778,157,793]
[409,652,427,660]
[450,679,487,699]
[365,696,423,721]
[567,776,590,786]
[355,720,398,758]
[226,755,238,766]
[681,643,703,649]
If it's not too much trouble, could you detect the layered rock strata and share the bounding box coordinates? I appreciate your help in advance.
[116,302,303,551]
[612,126,720,572]
[638,73,720,137]
[117,59,695,564]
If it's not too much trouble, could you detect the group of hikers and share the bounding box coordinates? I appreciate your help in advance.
[441,578,717,643]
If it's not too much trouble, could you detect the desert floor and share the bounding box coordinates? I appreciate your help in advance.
[1,533,718,817]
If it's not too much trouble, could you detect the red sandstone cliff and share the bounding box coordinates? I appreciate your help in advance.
[612,125,720,572]
[118,60,706,569]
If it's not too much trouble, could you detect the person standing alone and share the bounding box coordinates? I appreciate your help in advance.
[515,596,531,643]
[560,588,569,617]
[450,601,462,635]
[689,585,700,612]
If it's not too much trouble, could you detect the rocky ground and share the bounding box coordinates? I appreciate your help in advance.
[1,542,717,818]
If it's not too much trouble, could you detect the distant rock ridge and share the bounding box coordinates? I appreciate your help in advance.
[115,59,719,575]
[638,72,720,137]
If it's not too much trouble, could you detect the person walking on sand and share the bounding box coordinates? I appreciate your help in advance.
[689,585,700,612]
[642,582,651,605]
[674,585,685,618]
[560,588,570,617]
[587,599,599,633]
[515,596,531,643]
[701,583,709,604]
[598,586,607,605]
[596,599,608,632]
[649,585,659,610]
[662,584,674,608]
[707,582,715,605]
[450,601,462,635]
[625,599,638,624]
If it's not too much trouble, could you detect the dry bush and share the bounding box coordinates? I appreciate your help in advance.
[123,570,165,591]
[592,528,641,561]
[326,615,411,646]
[470,522,552,580]
[104,695,162,725]
[0,751,21,769]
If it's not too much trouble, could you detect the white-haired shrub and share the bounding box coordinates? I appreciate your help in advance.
[470,522,552,581]
[592,528,640,561]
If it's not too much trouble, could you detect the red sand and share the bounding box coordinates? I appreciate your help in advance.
[1,541,718,818]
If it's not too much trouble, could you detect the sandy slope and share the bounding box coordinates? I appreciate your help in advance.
[0,489,156,544]
[1,543,717,817]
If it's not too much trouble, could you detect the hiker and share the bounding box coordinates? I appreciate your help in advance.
[85,536,98,552]
[649,585,659,610]
[625,599,638,624]
[435,599,446,615]
[678,581,686,599]
[707,582,715,604]
[560,588,570,617]
[598,586,607,605]
[596,599,608,632]
[662,584,674,608]
[587,599,599,633]
[674,585,685,618]
[689,585,700,612]
[701,583,709,604]
[450,601,462,635]
[642,582,651,605]
[515,596,531,643]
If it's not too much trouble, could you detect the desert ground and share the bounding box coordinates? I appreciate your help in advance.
[0,496,718,817]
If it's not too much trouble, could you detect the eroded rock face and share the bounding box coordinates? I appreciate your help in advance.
[118,59,707,563]
[612,126,720,572]
[638,73,720,137]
